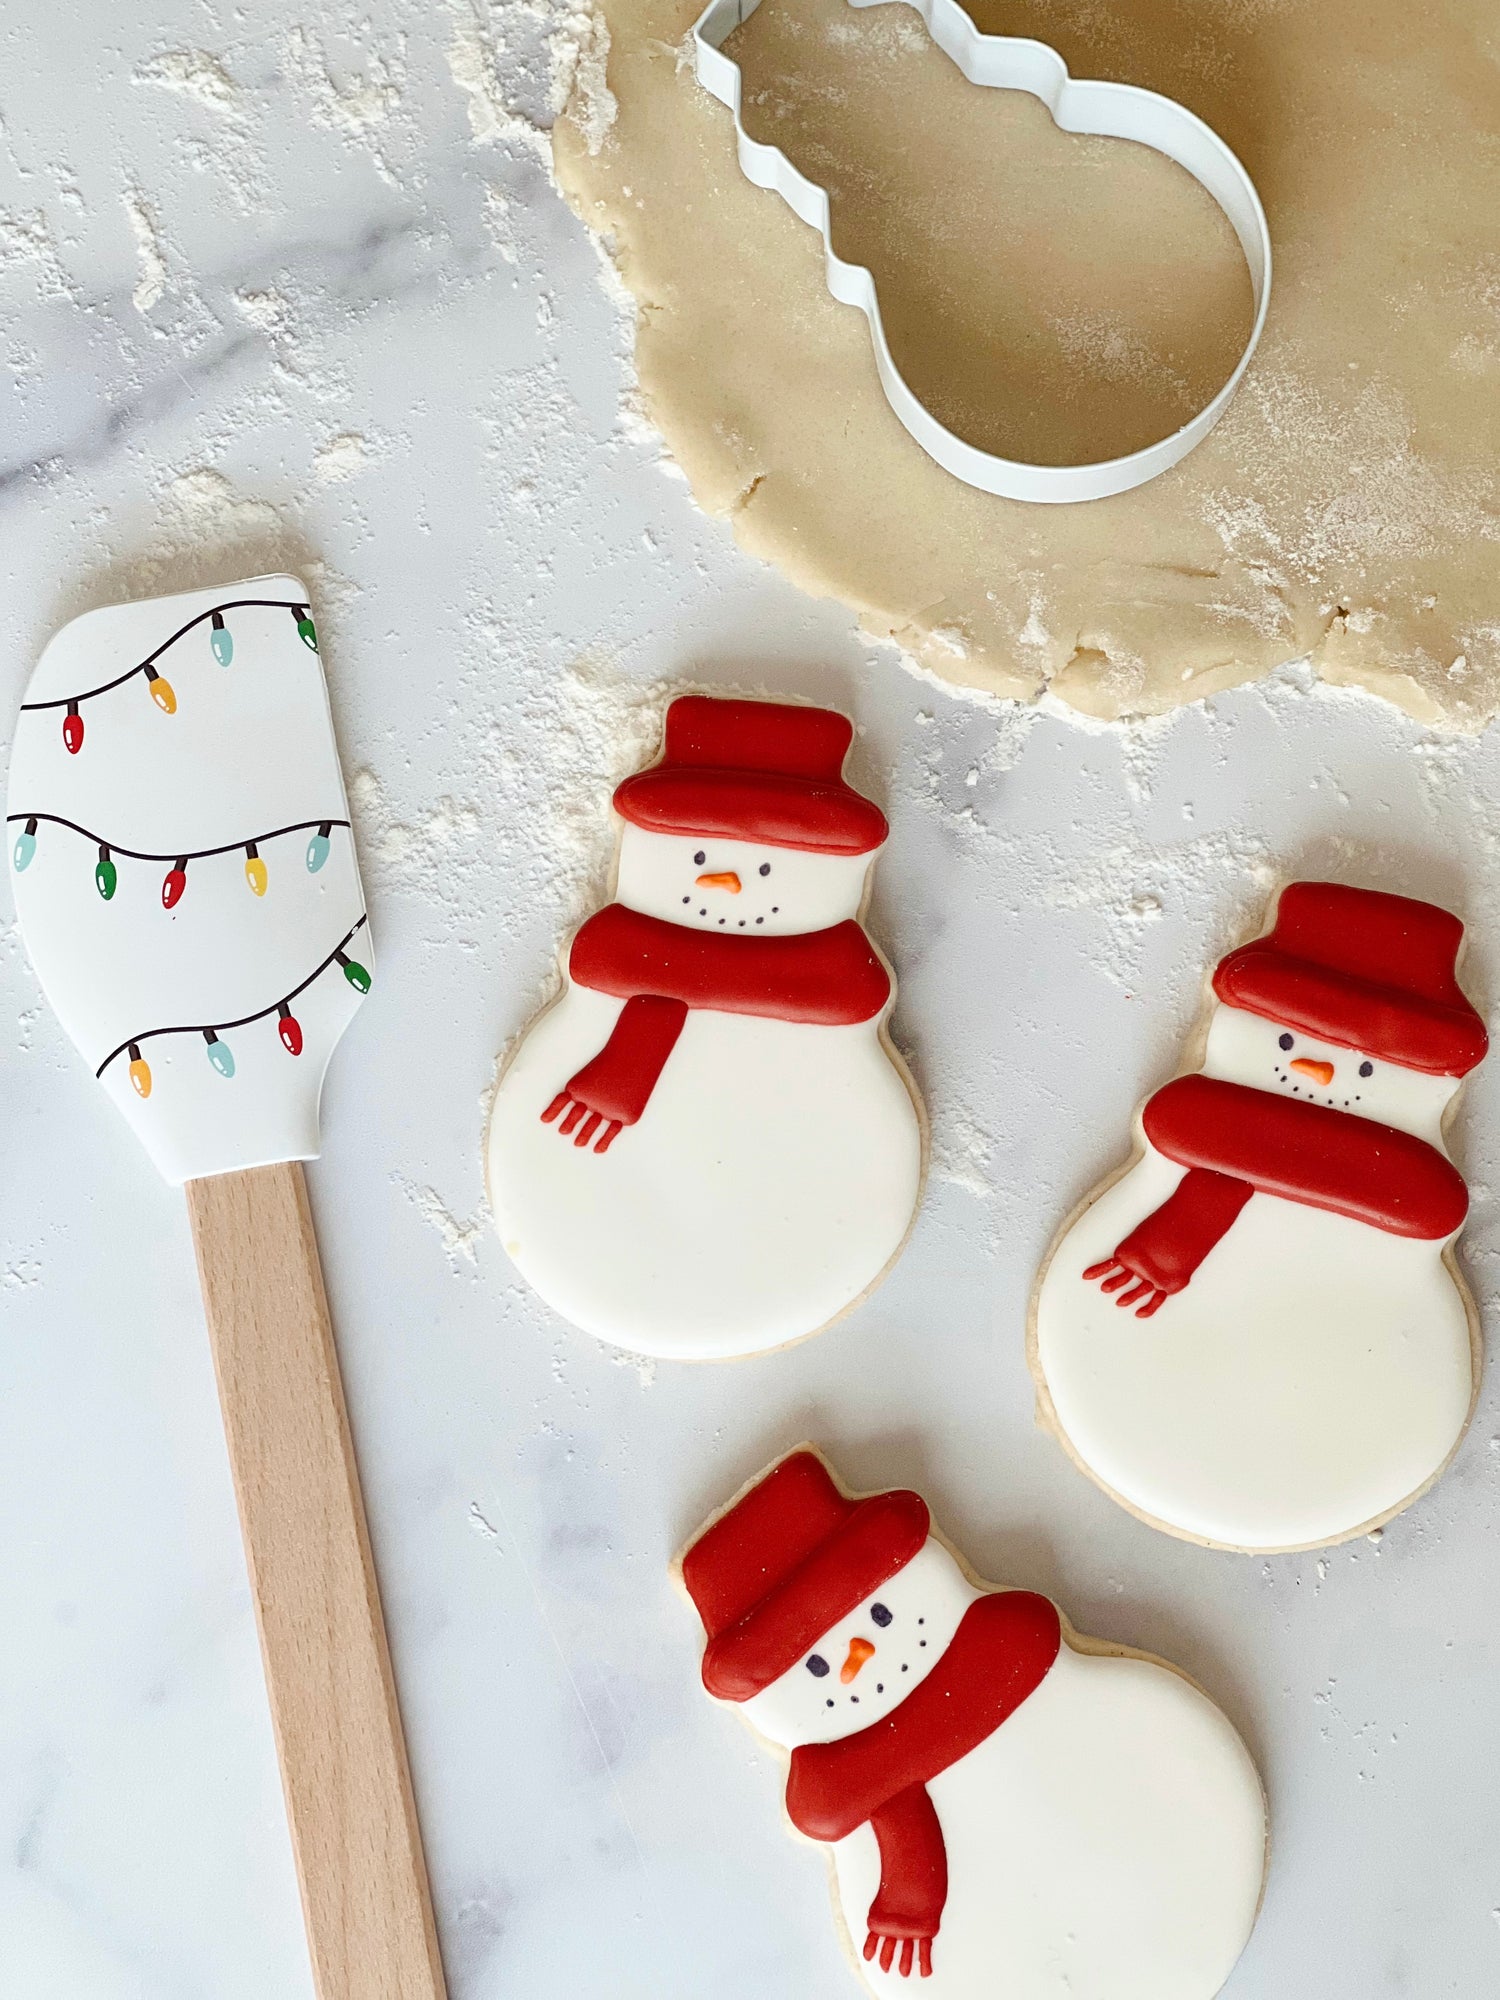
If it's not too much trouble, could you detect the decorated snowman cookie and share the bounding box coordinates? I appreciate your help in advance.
[1032,882,1487,1552]
[486,696,925,1359]
[678,1449,1266,1996]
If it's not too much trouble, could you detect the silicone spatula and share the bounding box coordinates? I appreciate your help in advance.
[8,578,447,2000]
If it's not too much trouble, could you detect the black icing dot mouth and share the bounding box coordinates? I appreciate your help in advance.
[1276,1063,1360,1110]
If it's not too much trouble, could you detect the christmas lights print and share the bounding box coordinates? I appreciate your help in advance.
[10,575,369,1184]
[8,811,350,905]
[20,597,318,756]
[103,915,371,1097]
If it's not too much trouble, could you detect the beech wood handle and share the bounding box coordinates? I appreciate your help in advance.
[185,1161,447,2000]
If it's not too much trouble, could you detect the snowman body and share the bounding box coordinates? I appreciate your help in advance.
[1035,997,1476,1549]
[828,1647,1263,2000]
[736,1539,1265,2000]
[488,818,923,1359]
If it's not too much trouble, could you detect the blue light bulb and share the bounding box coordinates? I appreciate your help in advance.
[204,1032,236,1078]
[306,823,331,873]
[210,612,233,666]
[13,818,37,871]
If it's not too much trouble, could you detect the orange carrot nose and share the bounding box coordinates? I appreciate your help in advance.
[1289,1057,1335,1086]
[840,1636,875,1684]
[695,871,741,893]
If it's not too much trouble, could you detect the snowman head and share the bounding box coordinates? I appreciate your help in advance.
[614,826,872,935]
[1206,882,1487,1143]
[680,1451,976,1752]
[1202,1005,1462,1141]
[611,696,887,938]
[741,1538,975,1749]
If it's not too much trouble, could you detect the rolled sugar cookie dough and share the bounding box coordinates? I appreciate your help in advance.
[555,0,1500,725]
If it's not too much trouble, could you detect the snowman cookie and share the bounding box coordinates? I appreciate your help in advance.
[1032,881,1487,1552]
[678,1448,1266,1996]
[486,696,925,1359]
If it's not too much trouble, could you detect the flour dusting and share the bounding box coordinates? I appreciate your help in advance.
[133,49,240,111]
[124,186,169,314]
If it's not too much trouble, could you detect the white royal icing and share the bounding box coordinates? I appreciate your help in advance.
[1034,1001,1475,1548]
[487,822,923,1359]
[614,822,873,935]
[722,1537,1266,2000]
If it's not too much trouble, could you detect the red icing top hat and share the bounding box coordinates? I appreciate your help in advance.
[613,697,889,856]
[682,1451,929,1702]
[1213,881,1488,1077]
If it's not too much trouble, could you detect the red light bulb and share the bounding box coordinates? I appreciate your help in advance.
[162,859,187,909]
[277,1004,303,1056]
[63,703,83,754]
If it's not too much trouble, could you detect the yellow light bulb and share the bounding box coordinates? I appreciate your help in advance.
[245,854,268,896]
[148,672,177,714]
[128,1052,152,1099]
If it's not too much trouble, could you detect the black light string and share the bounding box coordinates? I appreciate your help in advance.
[98,915,371,1095]
[9,811,349,905]
[22,598,319,754]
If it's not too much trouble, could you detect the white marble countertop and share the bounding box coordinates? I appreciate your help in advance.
[5,3,1500,1995]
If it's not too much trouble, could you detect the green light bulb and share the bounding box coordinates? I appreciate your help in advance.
[95,845,117,901]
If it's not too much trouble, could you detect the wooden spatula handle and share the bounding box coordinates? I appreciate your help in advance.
[186,1161,447,2000]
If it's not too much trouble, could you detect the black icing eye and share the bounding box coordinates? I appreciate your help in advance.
[1359,1060,1374,1077]
[759,862,771,876]
[1278,1033,1294,1051]
[693,850,706,866]
[870,1603,893,1628]
[806,1654,830,1678]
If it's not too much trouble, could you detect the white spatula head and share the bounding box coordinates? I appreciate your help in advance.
[9,576,371,1184]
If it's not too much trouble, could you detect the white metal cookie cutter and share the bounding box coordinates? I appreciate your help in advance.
[692,0,1271,503]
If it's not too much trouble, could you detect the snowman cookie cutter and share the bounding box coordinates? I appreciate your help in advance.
[692,0,1272,503]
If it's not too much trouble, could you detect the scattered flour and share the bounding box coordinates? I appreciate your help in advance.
[395,1176,490,1263]
[123,186,169,314]
[447,0,554,161]
[1039,828,1275,997]
[483,184,521,264]
[570,12,617,156]
[0,207,72,300]
[928,1101,994,1200]
[282,24,407,135]
[311,432,371,484]
[133,49,240,113]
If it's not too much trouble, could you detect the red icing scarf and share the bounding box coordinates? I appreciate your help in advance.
[1087,1074,1468,1317]
[541,903,891,1152]
[784,1592,1061,1980]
